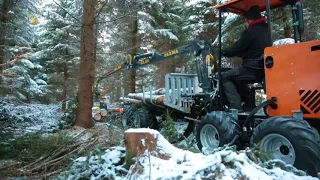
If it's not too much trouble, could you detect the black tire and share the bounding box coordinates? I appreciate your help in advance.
[250,116,320,177]
[130,107,158,129]
[122,106,137,127]
[311,127,320,142]
[196,111,240,152]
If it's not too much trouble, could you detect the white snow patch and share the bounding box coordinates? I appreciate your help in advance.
[154,29,178,40]
[35,79,47,85]
[57,146,127,180]
[273,38,295,46]
[60,129,319,180]
[28,79,43,94]
[125,128,160,135]
[20,59,35,69]
[186,0,211,6]
[0,101,62,135]
[35,64,43,69]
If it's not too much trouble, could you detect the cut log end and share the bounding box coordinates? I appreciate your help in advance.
[94,114,101,121]
[124,129,159,168]
[100,109,108,116]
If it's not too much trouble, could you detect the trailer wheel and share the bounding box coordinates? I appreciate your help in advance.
[196,111,240,152]
[122,106,137,127]
[126,107,158,129]
[251,116,320,177]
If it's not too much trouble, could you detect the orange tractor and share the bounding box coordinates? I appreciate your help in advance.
[94,0,320,176]
[195,0,320,177]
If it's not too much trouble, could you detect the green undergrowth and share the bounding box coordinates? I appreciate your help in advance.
[175,137,201,153]
[59,97,78,129]
[0,131,72,164]
[159,110,200,153]
[159,110,180,143]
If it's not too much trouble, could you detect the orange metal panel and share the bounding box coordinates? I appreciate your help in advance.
[214,0,300,16]
[264,40,320,119]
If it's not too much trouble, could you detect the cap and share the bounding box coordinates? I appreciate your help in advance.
[244,5,262,20]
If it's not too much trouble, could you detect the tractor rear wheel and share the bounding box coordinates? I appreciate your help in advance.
[251,116,320,177]
[124,107,158,129]
[196,111,240,153]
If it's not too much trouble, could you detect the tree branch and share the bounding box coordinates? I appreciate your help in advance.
[52,0,82,24]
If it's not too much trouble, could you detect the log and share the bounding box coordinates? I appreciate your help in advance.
[94,113,102,121]
[92,107,100,114]
[127,88,165,97]
[108,108,124,113]
[120,97,142,103]
[100,108,108,117]
[127,94,165,104]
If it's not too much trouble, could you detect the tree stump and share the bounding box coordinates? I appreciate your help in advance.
[124,128,158,168]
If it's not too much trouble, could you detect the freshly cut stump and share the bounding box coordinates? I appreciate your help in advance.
[124,128,158,168]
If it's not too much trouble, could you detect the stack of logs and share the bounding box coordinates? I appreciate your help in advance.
[92,107,108,121]
[92,107,125,121]
[120,88,166,105]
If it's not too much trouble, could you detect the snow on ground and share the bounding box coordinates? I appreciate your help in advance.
[58,128,319,180]
[0,98,62,136]
[273,38,295,46]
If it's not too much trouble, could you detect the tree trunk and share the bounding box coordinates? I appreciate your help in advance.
[284,23,291,38]
[128,18,138,93]
[0,0,9,83]
[156,61,175,88]
[62,62,68,112]
[74,0,96,128]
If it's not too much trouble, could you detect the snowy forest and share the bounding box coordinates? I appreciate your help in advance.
[0,0,320,179]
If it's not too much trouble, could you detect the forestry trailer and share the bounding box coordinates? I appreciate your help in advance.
[94,0,320,176]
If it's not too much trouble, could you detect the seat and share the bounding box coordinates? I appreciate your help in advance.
[235,74,261,84]
[235,74,266,109]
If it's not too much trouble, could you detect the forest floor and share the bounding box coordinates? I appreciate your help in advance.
[0,98,319,179]
[0,97,126,179]
[0,121,126,179]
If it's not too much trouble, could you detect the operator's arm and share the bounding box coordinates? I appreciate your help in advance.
[223,29,253,57]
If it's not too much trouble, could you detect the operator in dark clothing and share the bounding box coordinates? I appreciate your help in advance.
[221,5,269,112]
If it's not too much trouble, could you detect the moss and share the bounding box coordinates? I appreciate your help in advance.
[124,147,135,170]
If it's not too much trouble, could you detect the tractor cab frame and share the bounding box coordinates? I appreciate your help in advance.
[194,0,320,177]
[213,0,307,118]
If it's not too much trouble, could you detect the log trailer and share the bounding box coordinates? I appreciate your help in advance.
[94,0,320,176]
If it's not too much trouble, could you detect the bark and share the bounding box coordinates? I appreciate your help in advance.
[156,61,175,88]
[62,63,68,112]
[283,13,291,38]
[284,23,291,38]
[128,17,138,93]
[155,41,176,88]
[74,0,96,128]
[0,0,9,83]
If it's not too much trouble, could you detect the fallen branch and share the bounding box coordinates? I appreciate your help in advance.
[21,129,87,170]
[0,162,21,171]
[43,168,63,178]
[22,126,107,174]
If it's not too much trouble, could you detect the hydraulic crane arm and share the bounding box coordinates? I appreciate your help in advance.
[94,39,215,98]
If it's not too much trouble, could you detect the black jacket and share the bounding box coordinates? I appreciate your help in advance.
[223,22,269,69]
